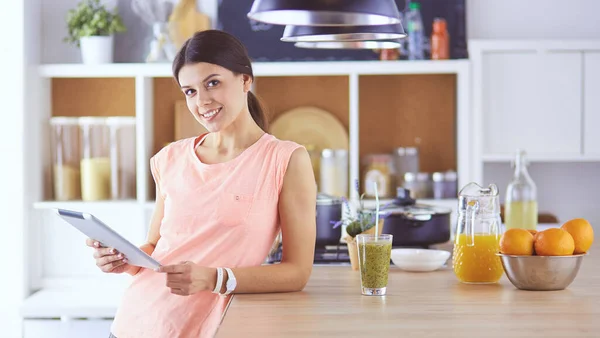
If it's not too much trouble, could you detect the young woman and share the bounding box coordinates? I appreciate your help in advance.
[85,30,317,338]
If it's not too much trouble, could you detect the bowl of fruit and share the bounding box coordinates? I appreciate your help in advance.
[497,218,594,291]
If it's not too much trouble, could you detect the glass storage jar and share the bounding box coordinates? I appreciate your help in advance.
[79,117,111,201]
[363,154,393,199]
[50,117,81,201]
[320,149,348,197]
[106,117,137,200]
[393,147,419,188]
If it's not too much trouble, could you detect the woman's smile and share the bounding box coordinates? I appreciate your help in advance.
[201,107,222,121]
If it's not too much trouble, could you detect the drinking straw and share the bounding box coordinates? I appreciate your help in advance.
[374,181,379,241]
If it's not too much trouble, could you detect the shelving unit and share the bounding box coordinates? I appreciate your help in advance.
[28,59,471,294]
[36,59,471,206]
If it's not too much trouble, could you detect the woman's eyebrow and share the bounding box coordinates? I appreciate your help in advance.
[202,73,220,82]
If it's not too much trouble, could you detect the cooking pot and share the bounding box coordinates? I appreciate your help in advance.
[316,193,343,246]
[376,188,452,247]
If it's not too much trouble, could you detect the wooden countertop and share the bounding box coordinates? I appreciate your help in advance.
[217,241,600,338]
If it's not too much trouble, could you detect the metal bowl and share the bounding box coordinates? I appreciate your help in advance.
[497,253,586,291]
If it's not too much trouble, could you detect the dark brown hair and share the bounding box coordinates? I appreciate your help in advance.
[172,30,268,131]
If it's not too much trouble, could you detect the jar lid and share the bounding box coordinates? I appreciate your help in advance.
[404,172,417,182]
[49,117,79,125]
[321,149,348,158]
[395,147,406,155]
[78,116,107,125]
[405,147,418,155]
[416,172,430,181]
[432,172,445,182]
[316,193,343,205]
[444,170,457,181]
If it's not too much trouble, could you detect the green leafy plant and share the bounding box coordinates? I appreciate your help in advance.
[64,0,126,47]
[332,179,391,238]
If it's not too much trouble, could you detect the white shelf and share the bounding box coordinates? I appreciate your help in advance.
[38,63,172,78]
[38,59,469,78]
[33,200,140,210]
[21,287,122,319]
[482,154,600,163]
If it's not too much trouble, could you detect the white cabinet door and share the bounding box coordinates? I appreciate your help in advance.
[482,50,583,156]
[23,320,62,338]
[584,52,600,156]
[24,319,113,338]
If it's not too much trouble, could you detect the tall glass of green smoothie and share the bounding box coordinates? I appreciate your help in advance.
[356,234,393,296]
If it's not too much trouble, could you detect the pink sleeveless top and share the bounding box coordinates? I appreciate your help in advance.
[110,133,303,338]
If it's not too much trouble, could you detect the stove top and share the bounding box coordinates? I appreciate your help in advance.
[265,243,434,265]
[265,244,351,265]
[314,244,351,265]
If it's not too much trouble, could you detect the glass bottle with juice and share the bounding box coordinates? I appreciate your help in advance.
[453,182,504,284]
[505,149,538,230]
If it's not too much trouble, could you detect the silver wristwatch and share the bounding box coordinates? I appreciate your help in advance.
[223,267,237,295]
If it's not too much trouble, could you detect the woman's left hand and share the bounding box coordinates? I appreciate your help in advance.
[158,261,216,296]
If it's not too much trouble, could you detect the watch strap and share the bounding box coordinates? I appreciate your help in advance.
[212,267,224,294]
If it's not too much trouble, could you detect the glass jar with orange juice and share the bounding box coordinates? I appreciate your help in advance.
[453,182,504,284]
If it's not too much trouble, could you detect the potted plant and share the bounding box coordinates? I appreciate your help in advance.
[64,0,126,64]
[332,181,390,271]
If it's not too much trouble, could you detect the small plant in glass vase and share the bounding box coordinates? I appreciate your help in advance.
[64,0,126,64]
[332,180,390,271]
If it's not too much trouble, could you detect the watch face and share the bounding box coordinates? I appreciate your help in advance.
[227,278,236,289]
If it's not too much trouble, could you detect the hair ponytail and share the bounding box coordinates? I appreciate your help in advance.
[247,91,268,132]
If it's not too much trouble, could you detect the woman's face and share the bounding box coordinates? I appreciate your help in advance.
[178,62,251,132]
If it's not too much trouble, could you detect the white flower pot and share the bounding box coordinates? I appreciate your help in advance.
[80,36,114,64]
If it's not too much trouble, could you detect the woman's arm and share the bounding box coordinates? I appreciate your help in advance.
[159,147,317,294]
[228,147,316,293]
[87,185,165,275]
[126,186,165,275]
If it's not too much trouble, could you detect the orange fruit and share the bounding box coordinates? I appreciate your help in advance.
[534,228,575,256]
[530,231,540,255]
[561,218,594,254]
[500,228,535,255]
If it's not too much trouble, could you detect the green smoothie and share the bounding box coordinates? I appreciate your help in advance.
[358,241,392,289]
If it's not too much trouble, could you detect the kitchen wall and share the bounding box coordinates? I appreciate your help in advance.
[468,0,600,227]
[42,0,600,63]
[1,0,38,336]
[467,0,600,39]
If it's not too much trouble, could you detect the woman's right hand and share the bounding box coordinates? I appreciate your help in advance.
[86,238,137,274]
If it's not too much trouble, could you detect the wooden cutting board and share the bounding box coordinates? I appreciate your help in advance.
[269,106,349,151]
[174,100,208,140]
[168,0,211,48]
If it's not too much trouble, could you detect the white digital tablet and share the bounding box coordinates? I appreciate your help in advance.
[54,208,161,270]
